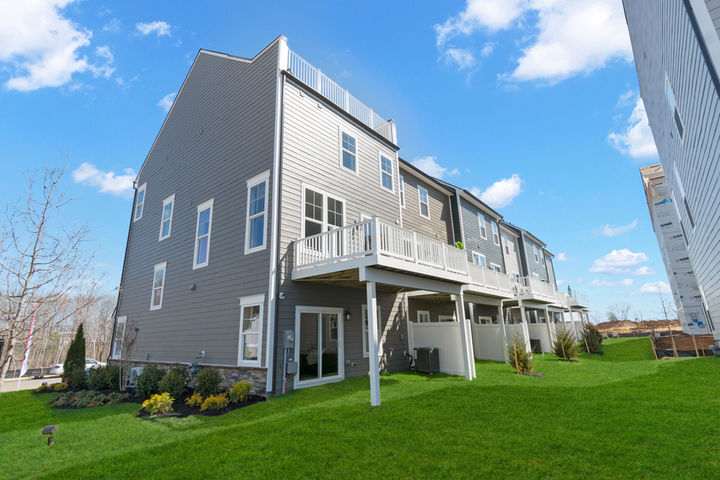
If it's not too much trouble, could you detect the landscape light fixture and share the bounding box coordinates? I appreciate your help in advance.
[42,425,58,446]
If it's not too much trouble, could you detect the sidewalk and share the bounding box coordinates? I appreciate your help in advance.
[0,376,61,393]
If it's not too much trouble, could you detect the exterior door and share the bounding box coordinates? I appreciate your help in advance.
[295,306,344,388]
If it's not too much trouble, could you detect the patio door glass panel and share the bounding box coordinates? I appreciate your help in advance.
[297,309,343,386]
[299,312,320,381]
[321,313,339,377]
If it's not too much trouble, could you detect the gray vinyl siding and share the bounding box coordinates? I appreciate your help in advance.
[522,237,549,282]
[400,169,455,244]
[408,299,456,323]
[626,0,720,336]
[458,198,505,271]
[706,0,720,34]
[545,255,557,288]
[274,77,404,392]
[500,230,522,278]
[117,44,279,367]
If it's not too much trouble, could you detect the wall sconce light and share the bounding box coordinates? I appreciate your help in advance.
[344,309,351,322]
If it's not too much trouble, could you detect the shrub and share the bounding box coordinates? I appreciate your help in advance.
[553,326,581,361]
[507,332,534,374]
[142,392,175,415]
[88,366,110,390]
[185,392,203,408]
[53,382,69,392]
[158,366,189,400]
[50,389,128,408]
[228,381,252,404]
[581,322,603,354]
[36,383,52,393]
[63,324,86,389]
[200,393,229,411]
[195,368,222,397]
[136,365,165,399]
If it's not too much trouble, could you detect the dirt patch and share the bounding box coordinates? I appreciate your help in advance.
[597,319,682,336]
[654,334,714,352]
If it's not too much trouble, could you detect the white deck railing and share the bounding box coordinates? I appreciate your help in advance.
[467,264,516,294]
[286,49,396,144]
[517,276,559,301]
[294,218,468,276]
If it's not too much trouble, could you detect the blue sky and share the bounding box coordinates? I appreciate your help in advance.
[0,0,672,321]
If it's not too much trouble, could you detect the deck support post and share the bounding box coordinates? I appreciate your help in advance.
[498,303,508,363]
[454,293,475,380]
[518,300,532,354]
[544,305,553,348]
[366,280,381,407]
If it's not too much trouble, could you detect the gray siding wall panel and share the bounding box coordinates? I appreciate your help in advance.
[459,198,505,271]
[400,169,454,243]
[117,44,279,368]
[522,237,549,282]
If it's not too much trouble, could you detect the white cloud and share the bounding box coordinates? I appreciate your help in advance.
[591,278,633,287]
[136,21,171,37]
[0,0,112,91]
[102,18,121,33]
[632,281,671,296]
[72,162,136,198]
[480,43,495,57]
[88,45,115,79]
[633,266,656,276]
[608,97,658,158]
[411,156,459,179]
[590,248,649,274]
[556,252,568,261]
[434,0,632,83]
[443,48,476,70]
[475,174,523,209]
[157,92,177,112]
[599,219,638,237]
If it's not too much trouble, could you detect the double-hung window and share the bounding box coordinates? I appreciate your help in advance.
[341,132,357,172]
[193,199,214,269]
[379,155,393,191]
[417,311,430,323]
[246,172,269,254]
[150,262,166,310]
[490,263,502,272]
[503,235,510,254]
[399,175,405,208]
[362,304,382,357]
[303,186,345,237]
[478,213,487,239]
[471,251,487,268]
[533,245,540,263]
[134,183,147,221]
[239,294,263,364]
[418,186,430,219]
[492,221,500,245]
[159,194,175,241]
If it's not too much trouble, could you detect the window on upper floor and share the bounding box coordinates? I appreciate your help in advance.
[665,74,685,140]
[159,194,175,241]
[418,186,430,219]
[491,221,500,245]
[379,155,393,192]
[303,186,345,237]
[533,245,540,263]
[341,132,357,172]
[150,262,166,310]
[399,175,405,208]
[490,263,502,272]
[477,214,487,239]
[417,310,430,323]
[503,235,511,255]
[239,294,264,364]
[193,199,214,269]
[541,254,546,266]
[471,251,487,268]
[362,304,382,357]
[134,183,147,221]
[246,172,269,254]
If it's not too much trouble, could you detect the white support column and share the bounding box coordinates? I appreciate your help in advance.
[544,306,553,348]
[518,300,532,353]
[366,281,381,407]
[467,302,475,360]
[454,293,474,380]
[498,304,508,363]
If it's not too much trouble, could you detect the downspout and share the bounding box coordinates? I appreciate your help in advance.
[265,38,288,395]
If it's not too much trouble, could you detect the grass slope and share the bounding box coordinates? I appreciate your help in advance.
[1,338,719,479]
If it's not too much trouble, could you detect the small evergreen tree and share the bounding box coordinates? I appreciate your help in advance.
[581,322,603,354]
[553,326,581,361]
[507,332,534,374]
[63,324,87,389]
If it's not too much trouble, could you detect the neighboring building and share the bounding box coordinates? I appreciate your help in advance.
[640,164,711,335]
[110,36,588,406]
[624,0,720,344]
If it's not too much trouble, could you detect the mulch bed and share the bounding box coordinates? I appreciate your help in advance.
[137,394,265,419]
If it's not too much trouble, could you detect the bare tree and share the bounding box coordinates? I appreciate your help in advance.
[607,303,633,323]
[0,168,96,388]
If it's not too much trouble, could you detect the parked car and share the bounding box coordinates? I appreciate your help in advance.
[48,358,106,376]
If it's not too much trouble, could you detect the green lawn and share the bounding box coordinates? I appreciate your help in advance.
[2,337,719,479]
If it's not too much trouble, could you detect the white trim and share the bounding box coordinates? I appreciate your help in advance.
[300,183,346,238]
[378,152,394,193]
[237,294,265,367]
[533,245,540,263]
[294,306,345,389]
[158,194,175,241]
[399,174,405,208]
[417,310,430,323]
[475,315,494,325]
[490,262,502,272]
[477,213,487,239]
[361,304,382,358]
[150,262,167,310]
[491,221,500,245]
[134,183,147,222]
[418,185,430,219]
[245,170,270,255]
[339,129,359,175]
[471,251,486,268]
[193,198,214,269]
[111,316,126,359]
[438,314,455,323]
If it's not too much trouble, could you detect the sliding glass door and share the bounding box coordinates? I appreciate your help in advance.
[295,306,344,388]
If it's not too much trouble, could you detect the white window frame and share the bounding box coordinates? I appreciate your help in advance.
[477,213,487,239]
[111,316,126,359]
[438,314,455,323]
[492,221,500,245]
[471,251,487,268]
[477,315,493,325]
[399,174,405,208]
[134,183,147,222]
[533,245,540,263]
[378,153,394,192]
[294,306,345,389]
[541,254,546,266]
[238,294,264,366]
[490,262,502,272]
[532,272,540,280]
[418,186,430,219]
[193,198,214,270]
[503,235,511,255]
[150,262,167,310]
[158,194,175,241]
[361,304,382,358]
[301,184,346,237]
[339,130,358,174]
[245,171,270,255]
[417,310,430,323]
